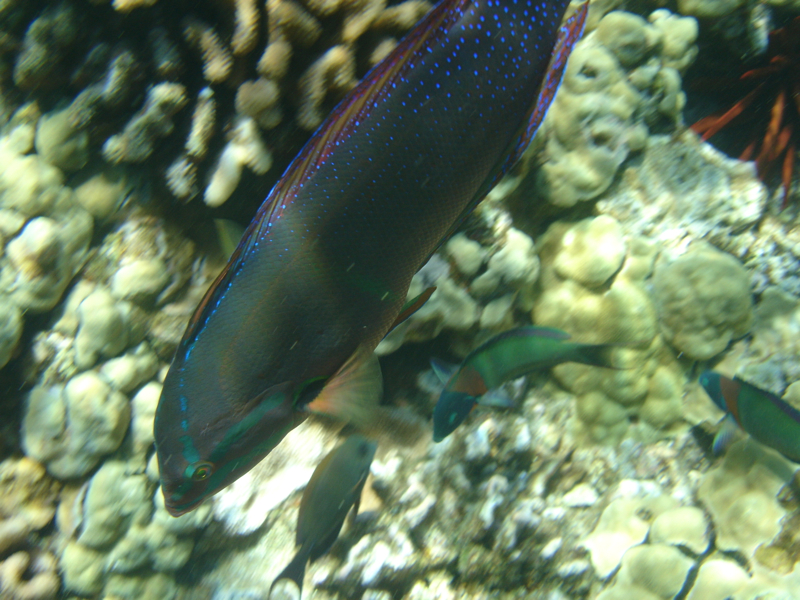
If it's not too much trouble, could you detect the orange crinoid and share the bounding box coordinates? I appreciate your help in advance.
[692,16,800,205]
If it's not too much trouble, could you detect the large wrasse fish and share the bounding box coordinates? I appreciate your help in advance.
[270,435,376,597]
[155,0,588,516]
[432,326,616,441]
[699,370,800,463]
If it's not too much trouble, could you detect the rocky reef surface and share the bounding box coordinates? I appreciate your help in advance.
[1,1,800,600]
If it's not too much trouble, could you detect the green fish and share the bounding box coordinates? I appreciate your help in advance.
[699,370,800,463]
[432,327,616,441]
[270,435,377,595]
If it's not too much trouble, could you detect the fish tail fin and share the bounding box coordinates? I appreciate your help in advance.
[269,549,309,599]
[571,344,618,369]
[306,347,383,428]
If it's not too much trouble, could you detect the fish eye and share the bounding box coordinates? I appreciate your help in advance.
[191,461,215,482]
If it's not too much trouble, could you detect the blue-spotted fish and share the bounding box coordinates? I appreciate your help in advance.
[699,370,800,463]
[155,0,588,515]
[432,326,615,441]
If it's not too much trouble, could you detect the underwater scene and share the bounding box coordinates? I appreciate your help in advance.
[2,0,800,598]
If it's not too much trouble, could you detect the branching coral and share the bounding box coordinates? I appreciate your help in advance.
[256,0,431,132]
[183,18,233,84]
[13,1,83,91]
[1,0,433,209]
[297,45,358,130]
[232,0,260,56]
[205,117,273,207]
[166,87,217,201]
[102,83,188,164]
[235,78,282,130]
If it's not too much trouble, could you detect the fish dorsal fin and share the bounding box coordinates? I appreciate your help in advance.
[306,347,382,428]
[214,219,246,261]
[430,358,459,384]
[513,2,589,157]
[431,2,589,249]
[388,286,436,333]
[184,0,471,348]
[462,326,570,365]
[240,0,471,260]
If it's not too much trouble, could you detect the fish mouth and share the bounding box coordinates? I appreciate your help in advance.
[162,491,202,517]
[164,501,196,517]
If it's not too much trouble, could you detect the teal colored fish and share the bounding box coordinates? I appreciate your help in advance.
[699,370,800,463]
[432,327,616,441]
[271,435,376,595]
[155,0,588,515]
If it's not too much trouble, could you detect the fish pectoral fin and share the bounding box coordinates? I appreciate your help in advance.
[712,414,740,456]
[478,388,515,409]
[388,286,437,333]
[214,218,247,260]
[350,472,370,517]
[430,358,459,384]
[306,347,382,428]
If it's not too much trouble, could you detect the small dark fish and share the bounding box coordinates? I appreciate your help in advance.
[699,370,800,463]
[432,326,615,441]
[270,435,377,596]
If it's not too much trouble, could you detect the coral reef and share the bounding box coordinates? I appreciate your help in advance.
[653,243,753,360]
[596,130,767,247]
[0,458,60,600]
[0,0,433,207]
[377,223,541,356]
[0,111,93,369]
[697,439,790,558]
[533,215,686,444]
[506,9,698,212]
[0,551,59,600]
[1,1,800,600]
[22,371,132,479]
[58,458,212,596]
[0,458,59,556]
